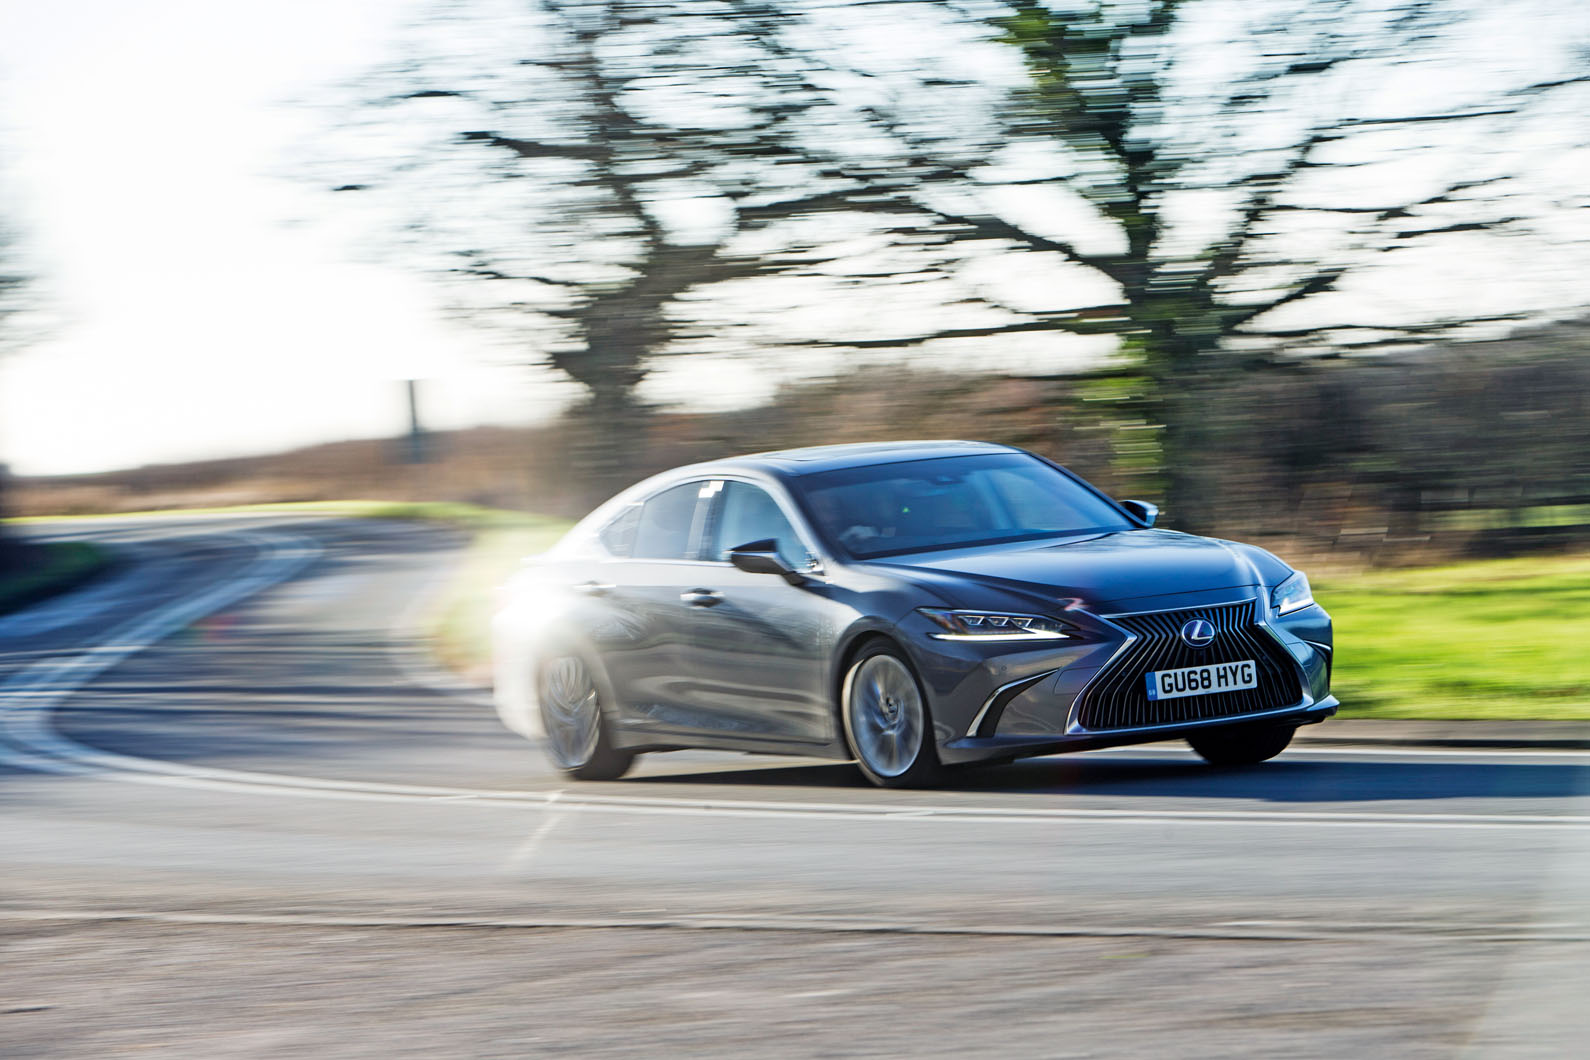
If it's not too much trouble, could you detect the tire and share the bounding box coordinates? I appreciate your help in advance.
[1187,722,1296,766]
[537,649,635,781]
[842,642,942,788]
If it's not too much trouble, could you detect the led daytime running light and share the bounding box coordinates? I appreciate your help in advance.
[918,608,1071,641]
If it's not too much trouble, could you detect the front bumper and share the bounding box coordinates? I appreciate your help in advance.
[937,698,1338,765]
[903,593,1335,764]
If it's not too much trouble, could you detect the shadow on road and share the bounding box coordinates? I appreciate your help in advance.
[631,753,1589,804]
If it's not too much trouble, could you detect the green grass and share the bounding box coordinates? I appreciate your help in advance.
[0,540,110,615]
[1319,553,1590,720]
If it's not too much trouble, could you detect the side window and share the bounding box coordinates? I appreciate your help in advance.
[710,481,807,566]
[631,482,706,560]
[597,504,642,557]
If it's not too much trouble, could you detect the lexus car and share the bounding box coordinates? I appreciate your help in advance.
[492,441,1335,787]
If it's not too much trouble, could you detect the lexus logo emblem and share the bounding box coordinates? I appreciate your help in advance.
[1180,619,1216,648]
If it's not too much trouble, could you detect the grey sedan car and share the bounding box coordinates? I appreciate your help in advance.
[492,441,1335,787]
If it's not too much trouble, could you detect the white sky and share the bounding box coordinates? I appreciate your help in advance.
[0,0,567,476]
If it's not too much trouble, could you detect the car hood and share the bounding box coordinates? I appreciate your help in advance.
[874,529,1286,611]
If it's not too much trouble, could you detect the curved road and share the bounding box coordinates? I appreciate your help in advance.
[2,515,1586,1058]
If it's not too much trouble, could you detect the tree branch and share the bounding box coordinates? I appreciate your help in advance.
[446,264,581,287]
[459,131,604,162]
[916,203,1132,288]
[1228,267,1348,330]
[1253,312,1531,341]
[810,308,1128,350]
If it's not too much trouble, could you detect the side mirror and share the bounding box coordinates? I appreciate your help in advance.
[1119,499,1159,528]
[728,539,806,585]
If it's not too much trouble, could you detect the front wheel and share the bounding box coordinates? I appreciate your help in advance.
[842,643,941,788]
[538,651,634,781]
[1187,722,1295,766]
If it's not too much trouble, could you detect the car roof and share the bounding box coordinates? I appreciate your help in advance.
[679,440,1017,479]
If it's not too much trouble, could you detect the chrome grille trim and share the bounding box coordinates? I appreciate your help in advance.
[1073,600,1300,732]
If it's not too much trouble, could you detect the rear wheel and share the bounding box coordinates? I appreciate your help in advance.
[843,643,941,788]
[1187,722,1295,766]
[538,651,634,781]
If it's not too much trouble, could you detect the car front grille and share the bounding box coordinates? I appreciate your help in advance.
[1074,600,1300,731]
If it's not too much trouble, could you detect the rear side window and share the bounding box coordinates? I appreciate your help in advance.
[631,482,706,560]
[597,504,641,557]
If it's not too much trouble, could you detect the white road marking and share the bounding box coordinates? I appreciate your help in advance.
[0,519,1585,833]
[500,791,565,872]
[0,908,1583,943]
[10,753,1590,829]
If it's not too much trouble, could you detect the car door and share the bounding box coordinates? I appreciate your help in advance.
[677,478,838,747]
[588,479,723,739]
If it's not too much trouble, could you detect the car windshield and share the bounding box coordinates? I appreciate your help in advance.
[795,452,1134,559]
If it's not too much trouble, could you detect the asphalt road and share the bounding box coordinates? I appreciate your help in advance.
[2,515,1586,1058]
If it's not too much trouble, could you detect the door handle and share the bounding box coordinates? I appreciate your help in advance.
[574,581,615,596]
[680,589,723,607]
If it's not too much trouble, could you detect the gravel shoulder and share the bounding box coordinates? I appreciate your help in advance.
[4,920,1575,1060]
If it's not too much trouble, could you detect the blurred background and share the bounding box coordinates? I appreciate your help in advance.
[2,0,1587,564]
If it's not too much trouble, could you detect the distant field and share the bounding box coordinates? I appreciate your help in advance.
[1318,553,1590,720]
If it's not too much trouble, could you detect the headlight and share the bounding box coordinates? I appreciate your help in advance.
[917,608,1072,642]
[1271,571,1314,615]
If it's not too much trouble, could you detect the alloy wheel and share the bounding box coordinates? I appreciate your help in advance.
[540,654,602,770]
[848,653,927,779]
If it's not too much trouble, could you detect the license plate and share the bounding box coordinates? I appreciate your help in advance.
[1146,660,1257,701]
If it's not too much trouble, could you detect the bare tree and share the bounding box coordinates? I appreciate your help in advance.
[698,0,1589,525]
[674,0,1590,526]
[332,0,1589,514]
[972,0,1590,527]
[331,0,1032,494]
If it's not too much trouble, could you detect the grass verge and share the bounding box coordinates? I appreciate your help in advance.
[1318,552,1590,720]
[0,540,111,616]
[427,516,572,679]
